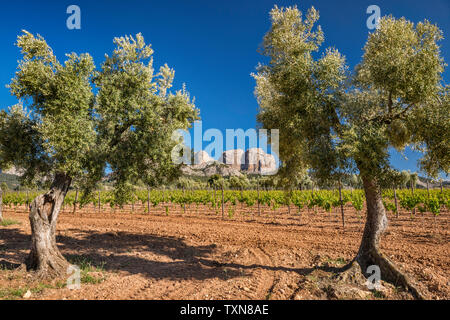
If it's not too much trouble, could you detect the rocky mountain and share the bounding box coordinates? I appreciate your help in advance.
[1,166,25,176]
[415,177,448,189]
[181,161,242,177]
[193,150,214,165]
[181,148,278,177]
[219,149,245,170]
[242,148,277,175]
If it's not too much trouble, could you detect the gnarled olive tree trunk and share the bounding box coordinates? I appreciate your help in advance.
[25,172,72,278]
[355,176,423,299]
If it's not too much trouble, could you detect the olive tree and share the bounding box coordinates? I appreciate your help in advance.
[0,31,198,278]
[253,6,449,298]
[229,175,250,196]
[409,172,419,192]
[400,170,411,189]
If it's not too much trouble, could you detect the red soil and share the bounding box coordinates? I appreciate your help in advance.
[0,203,448,300]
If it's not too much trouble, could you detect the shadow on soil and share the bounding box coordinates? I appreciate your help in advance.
[0,228,30,269]
[0,227,350,282]
[0,227,246,281]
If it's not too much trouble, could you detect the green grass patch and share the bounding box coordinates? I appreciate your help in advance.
[7,287,27,298]
[0,281,66,300]
[371,290,385,299]
[65,255,106,284]
[334,257,347,265]
[0,219,21,226]
[31,282,65,294]
[306,275,318,282]
[324,257,348,266]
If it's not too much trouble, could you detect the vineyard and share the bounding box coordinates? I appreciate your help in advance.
[1,187,449,300]
[2,188,448,221]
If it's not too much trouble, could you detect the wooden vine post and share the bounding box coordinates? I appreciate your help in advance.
[182,187,186,214]
[257,175,261,216]
[213,186,217,210]
[338,178,345,231]
[73,188,79,214]
[98,190,101,214]
[147,187,151,214]
[221,183,225,220]
[393,185,399,218]
[0,186,3,222]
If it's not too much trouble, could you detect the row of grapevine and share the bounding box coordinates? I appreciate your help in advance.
[1,188,448,218]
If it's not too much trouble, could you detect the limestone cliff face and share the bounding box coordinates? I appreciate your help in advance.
[0,166,25,176]
[182,149,278,177]
[193,151,214,166]
[241,148,277,175]
[219,149,245,171]
[181,160,242,177]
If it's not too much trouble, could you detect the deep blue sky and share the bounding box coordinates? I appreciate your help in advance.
[0,0,448,176]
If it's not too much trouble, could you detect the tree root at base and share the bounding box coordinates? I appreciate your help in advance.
[334,253,427,300]
[25,251,71,280]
